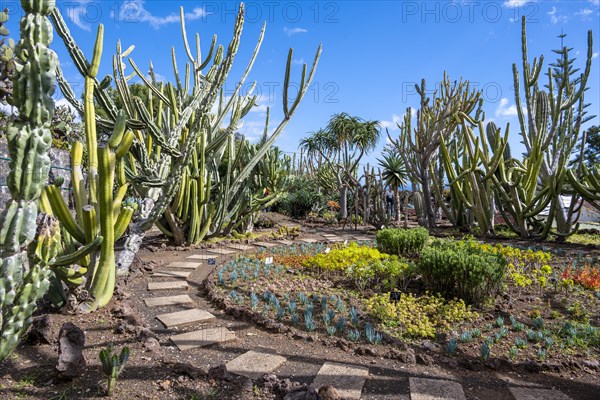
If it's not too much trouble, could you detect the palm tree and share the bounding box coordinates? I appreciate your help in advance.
[301,113,380,219]
[378,150,408,222]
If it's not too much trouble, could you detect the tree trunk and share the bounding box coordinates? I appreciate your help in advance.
[339,185,348,220]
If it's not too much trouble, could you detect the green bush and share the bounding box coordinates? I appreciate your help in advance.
[274,177,324,219]
[376,227,429,258]
[417,238,508,305]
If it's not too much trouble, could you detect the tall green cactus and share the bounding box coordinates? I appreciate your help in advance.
[0,0,58,361]
[51,3,320,257]
[511,17,593,239]
[43,25,136,313]
[389,74,481,229]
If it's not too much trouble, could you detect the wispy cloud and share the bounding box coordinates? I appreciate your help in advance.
[64,0,93,31]
[576,8,594,17]
[548,6,568,24]
[588,0,599,6]
[380,114,403,131]
[293,58,305,65]
[495,98,527,118]
[593,52,599,59]
[283,27,308,36]
[117,1,206,29]
[503,0,536,9]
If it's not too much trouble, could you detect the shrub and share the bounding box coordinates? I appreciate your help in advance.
[365,292,478,338]
[303,243,415,292]
[275,177,325,219]
[376,227,429,258]
[417,238,508,305]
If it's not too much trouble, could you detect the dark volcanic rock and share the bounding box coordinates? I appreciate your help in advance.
[55,323,86,381]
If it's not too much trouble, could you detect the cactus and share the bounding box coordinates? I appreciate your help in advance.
[51,4,321,267]
[509,17,593,239]
[44,25,136,313]
[388,74,481,229]
[0,7,14,105]
[99,343,130,396]
[0,0,58,361]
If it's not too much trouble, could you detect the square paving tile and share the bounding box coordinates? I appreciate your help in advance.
[409,378,466,400]
[156,309,216,328]
[225,350,287,380]
[311,362,369,400]
[144,294,194,307]
[170,327,236,351]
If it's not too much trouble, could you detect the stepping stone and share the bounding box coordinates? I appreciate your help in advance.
[152,270,192,279]
[254,241,278,248]
[226,244,255,251]
[225,350,287,380]
[277,239,295,245]
[299,238,319,243]
[170,326,236,351]
[156,308,216,328]
[147,281,189,291]
[321,233,338,237]
[187,254,220,261]
[164,261,202,269]
[353,236,372,241]
[409,377,466,400]
[326,237,343,242]
[311,362,369,400]
[207,247,238,255]
[144,294,194,307]
[509,388,572,400]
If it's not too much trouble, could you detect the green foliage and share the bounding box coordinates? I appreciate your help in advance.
[303,243,414,292]
[276,176,325,219]
[99,343,130,396]
[376,227,429,258]
[417,238,508,305]
[365,292,478,338]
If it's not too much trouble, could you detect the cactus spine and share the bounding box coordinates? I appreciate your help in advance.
[0,0,58,361]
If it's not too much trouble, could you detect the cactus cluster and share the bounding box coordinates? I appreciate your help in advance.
[43,25,137,312]
[0,0,58,361]
[51,3,320,269]
[387,17,594,239]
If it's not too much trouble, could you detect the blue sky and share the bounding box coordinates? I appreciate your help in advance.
[4,0,599,167]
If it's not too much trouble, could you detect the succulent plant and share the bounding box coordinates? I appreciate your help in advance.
[0,0,58,361]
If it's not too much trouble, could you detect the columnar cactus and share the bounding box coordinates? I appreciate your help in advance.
[389,74,481,229]
[0,0,58,361]
[44,25,136,312]
[511,16,593,239]
[51,3,320,257]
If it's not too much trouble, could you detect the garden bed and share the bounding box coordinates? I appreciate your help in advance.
[209,230,600,374]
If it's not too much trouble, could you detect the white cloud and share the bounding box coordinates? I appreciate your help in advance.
[118,1,206,29]
[548,6,568,24]
[588,0,599,6]
[293,58,305,65]
[380,114,403,131]
[593,52,599,59]
[575,8,594,18]
[283,27,308,36]
[503,0,536,9]
[495,98,520,118]
[64,0,93,31]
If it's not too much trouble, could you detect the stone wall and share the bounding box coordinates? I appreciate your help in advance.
[0,138,72,210]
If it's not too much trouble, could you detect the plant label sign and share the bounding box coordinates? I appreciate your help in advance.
[264,256,273,265]
[344,240,348,245]
[324,247,331,254]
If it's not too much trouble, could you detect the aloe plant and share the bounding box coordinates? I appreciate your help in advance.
[0,0,58,361]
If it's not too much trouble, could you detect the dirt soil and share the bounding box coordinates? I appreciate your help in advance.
[1,218,599,400]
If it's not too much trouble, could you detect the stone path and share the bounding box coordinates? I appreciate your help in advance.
[139,228,578,400]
